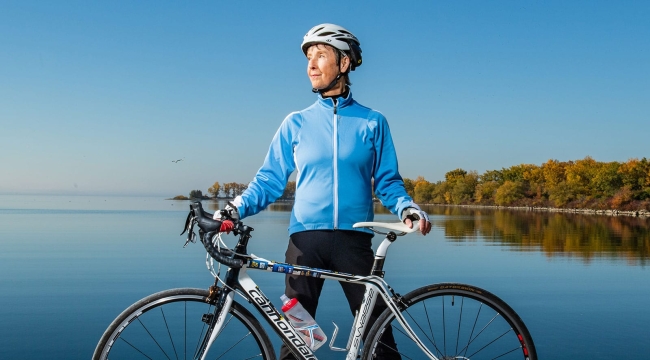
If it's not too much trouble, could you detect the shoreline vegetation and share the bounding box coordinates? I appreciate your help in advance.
[169,156,650,218]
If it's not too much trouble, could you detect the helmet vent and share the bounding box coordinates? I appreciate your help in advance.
[318,31,336,37]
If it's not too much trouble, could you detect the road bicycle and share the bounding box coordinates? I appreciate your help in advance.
[93,201,537,359]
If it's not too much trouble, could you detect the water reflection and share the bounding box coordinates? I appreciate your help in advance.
[420,205,650,265]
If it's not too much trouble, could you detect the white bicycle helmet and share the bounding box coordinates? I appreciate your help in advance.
[301,23,362,70]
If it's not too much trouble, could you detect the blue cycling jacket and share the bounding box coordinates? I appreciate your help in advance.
[234,91,416,235]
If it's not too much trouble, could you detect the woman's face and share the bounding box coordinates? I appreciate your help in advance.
[306,44,349,94]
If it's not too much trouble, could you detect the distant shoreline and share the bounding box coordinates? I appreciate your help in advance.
[425,203,650,218]
[167,196,649,218]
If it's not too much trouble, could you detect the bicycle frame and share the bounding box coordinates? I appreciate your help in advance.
[199,229,437,360]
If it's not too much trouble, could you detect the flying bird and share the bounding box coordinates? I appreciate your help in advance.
[172,158,184,163]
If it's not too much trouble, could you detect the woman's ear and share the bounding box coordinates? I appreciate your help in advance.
[340,55,351,73]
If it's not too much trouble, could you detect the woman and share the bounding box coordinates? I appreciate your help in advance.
[216,23,431,359]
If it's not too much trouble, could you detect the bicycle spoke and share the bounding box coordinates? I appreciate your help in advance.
[137,317,172,360]
[118,337,155,359]
[462,302,482,358]
[363,284,536,360]
[455,296,464,356]
[213,331,253,359]
[421,295,442,358]
[403,304,444,356]
[94,289,275,360]
[160,307,179,360]
[466,328,514,359]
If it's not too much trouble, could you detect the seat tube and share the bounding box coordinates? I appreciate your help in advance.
[347,282,379,360]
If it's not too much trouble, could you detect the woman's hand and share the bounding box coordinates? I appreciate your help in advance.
[402,207,432,235]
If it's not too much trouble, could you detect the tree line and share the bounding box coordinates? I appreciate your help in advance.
[178,157,650,211]
[405,157,650,211]
[178,181,296,200]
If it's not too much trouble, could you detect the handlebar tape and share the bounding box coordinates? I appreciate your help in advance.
[201,231,243,268]
[190,201,243,268]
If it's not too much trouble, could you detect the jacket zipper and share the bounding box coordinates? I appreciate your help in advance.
[333,102,339,229]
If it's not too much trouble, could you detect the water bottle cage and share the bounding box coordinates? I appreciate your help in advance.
[294,324,326,348]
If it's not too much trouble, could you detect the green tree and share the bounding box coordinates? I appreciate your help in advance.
[479,170,504,184]
[494,181,524,206]
[445,169,467,182]
[548,181,576,207]
[450,171,478,204]
[431,181,450,204]
[591,162,622,197]
[618,158,649,192]
[474,181,500,203]
[189,189,203,199]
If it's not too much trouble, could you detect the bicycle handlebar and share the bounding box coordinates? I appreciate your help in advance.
[184,202,244,269]
[183,202,419,269]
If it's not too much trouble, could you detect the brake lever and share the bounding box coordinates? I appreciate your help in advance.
[180,211,193,236]
[183,228,196,248]
[182,212,198,248]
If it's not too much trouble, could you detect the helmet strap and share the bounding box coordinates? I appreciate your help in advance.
[312,73,343,94]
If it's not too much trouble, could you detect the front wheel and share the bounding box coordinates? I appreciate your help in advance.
[93,288,276,360]
[362,283,537,360]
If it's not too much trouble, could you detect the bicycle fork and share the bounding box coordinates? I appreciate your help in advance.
[194,285,236,360]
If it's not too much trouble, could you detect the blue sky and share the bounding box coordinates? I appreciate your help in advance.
[1,1,648,196]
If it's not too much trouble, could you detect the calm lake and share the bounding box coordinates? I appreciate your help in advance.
[1,195,648,359]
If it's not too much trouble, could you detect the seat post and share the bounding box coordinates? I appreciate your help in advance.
[371,231,397,277]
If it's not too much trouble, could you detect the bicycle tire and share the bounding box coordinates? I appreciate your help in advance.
[93,288,276,360]
[362,283,537,360]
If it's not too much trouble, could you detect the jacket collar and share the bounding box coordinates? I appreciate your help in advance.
[317,89,354,110]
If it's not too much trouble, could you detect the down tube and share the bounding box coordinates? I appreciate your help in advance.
[238,270,318,360]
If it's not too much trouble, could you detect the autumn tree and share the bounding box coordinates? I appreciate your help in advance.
[403,178,415,198]
[208,181,221,198]
[542,159,567,189]
[232,183,247,197]
[618,158,649,193]
[414,178,436,204]
[222,183,233,198]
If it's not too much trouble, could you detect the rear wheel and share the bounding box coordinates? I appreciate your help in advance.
[363,283,536,360]
[93,288,275,360]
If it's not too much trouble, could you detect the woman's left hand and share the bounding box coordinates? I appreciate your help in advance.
[402,207,432,235]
